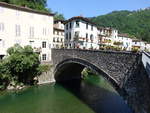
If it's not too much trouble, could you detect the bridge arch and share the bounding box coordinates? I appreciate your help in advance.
[54,58,121,92]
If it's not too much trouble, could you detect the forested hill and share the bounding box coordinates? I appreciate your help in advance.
[0,0,65,20]
[91,8,150,42]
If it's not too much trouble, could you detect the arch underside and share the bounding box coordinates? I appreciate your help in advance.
[54,58,121,91]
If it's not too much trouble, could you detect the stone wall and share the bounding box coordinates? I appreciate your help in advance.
[37,62,55,84]
[124,62,150,113]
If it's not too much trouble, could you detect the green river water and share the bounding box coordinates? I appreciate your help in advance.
[0,75,132,113]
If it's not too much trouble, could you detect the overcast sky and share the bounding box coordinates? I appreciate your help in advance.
[47,0,150,19]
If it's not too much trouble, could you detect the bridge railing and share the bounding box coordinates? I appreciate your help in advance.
[142,51,150,78]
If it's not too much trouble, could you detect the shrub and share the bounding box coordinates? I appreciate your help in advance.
[0,44,51,89]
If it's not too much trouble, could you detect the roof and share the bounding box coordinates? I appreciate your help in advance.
[65,16,98,26]
[0,2,54,16]
[65,16,119,32]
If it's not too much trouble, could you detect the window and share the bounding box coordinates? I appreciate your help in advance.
[75,31,79,37]
[0,23,4,32]
[66,24,68,30]
[61,38,63,42]
[66,33,68,40]
[91,25,93,31]
[86,33,88,38]
[29,27,34,38]
[57,38,59,42]
[69,32,71,40]
[76,21,79,28]
[53,38,55,42]
[42,41,46,48]
[86,23,88,29]
[70,22,72,29]
[42,54,47,61]
[15,25,21,37]
[90,34,93,40]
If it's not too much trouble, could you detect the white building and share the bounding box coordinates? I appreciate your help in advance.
[132,39,146,51]
[145,43,150,51]
[117,34,133,51]
[64,16,99,49]
[99,27,118,47]
[53,20,65,48]
[0,2,54,61]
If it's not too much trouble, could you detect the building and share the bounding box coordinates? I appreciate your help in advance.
[64,16,150,52]
[53,20,65,48]
[0,2,54,61]
[99,27,118,47]
[132,39,146,51]
[64,16,99,49]
[117,34,133,51]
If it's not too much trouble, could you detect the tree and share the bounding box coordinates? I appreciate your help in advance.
[0,0,49,12]
[54,12,65,20]
[0,44,51,88]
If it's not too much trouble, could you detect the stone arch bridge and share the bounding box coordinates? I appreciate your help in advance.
[51,49,150,113]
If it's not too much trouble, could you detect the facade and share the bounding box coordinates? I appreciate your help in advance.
[99,27,118,47]
[64,16,99,49]
[53,20,65,48]
[132,39,146,51]
[0,2,54,61]
[117,34,133,51]
[145,43,150,51]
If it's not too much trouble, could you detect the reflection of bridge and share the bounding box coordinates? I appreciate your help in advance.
[51,49,150,113]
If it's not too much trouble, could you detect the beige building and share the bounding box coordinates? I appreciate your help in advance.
[53,20,65,48]
[0,2,54,61]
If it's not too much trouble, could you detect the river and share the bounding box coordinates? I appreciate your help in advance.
[0,74,132,113]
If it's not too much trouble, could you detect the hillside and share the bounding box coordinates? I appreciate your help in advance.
[91,8,150,42]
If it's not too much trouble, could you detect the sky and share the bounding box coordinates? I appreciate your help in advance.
[47,0,150,19]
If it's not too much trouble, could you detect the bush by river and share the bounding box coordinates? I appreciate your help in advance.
[0,44,50,91]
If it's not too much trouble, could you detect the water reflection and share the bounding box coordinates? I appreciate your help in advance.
[60,76,132,113]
